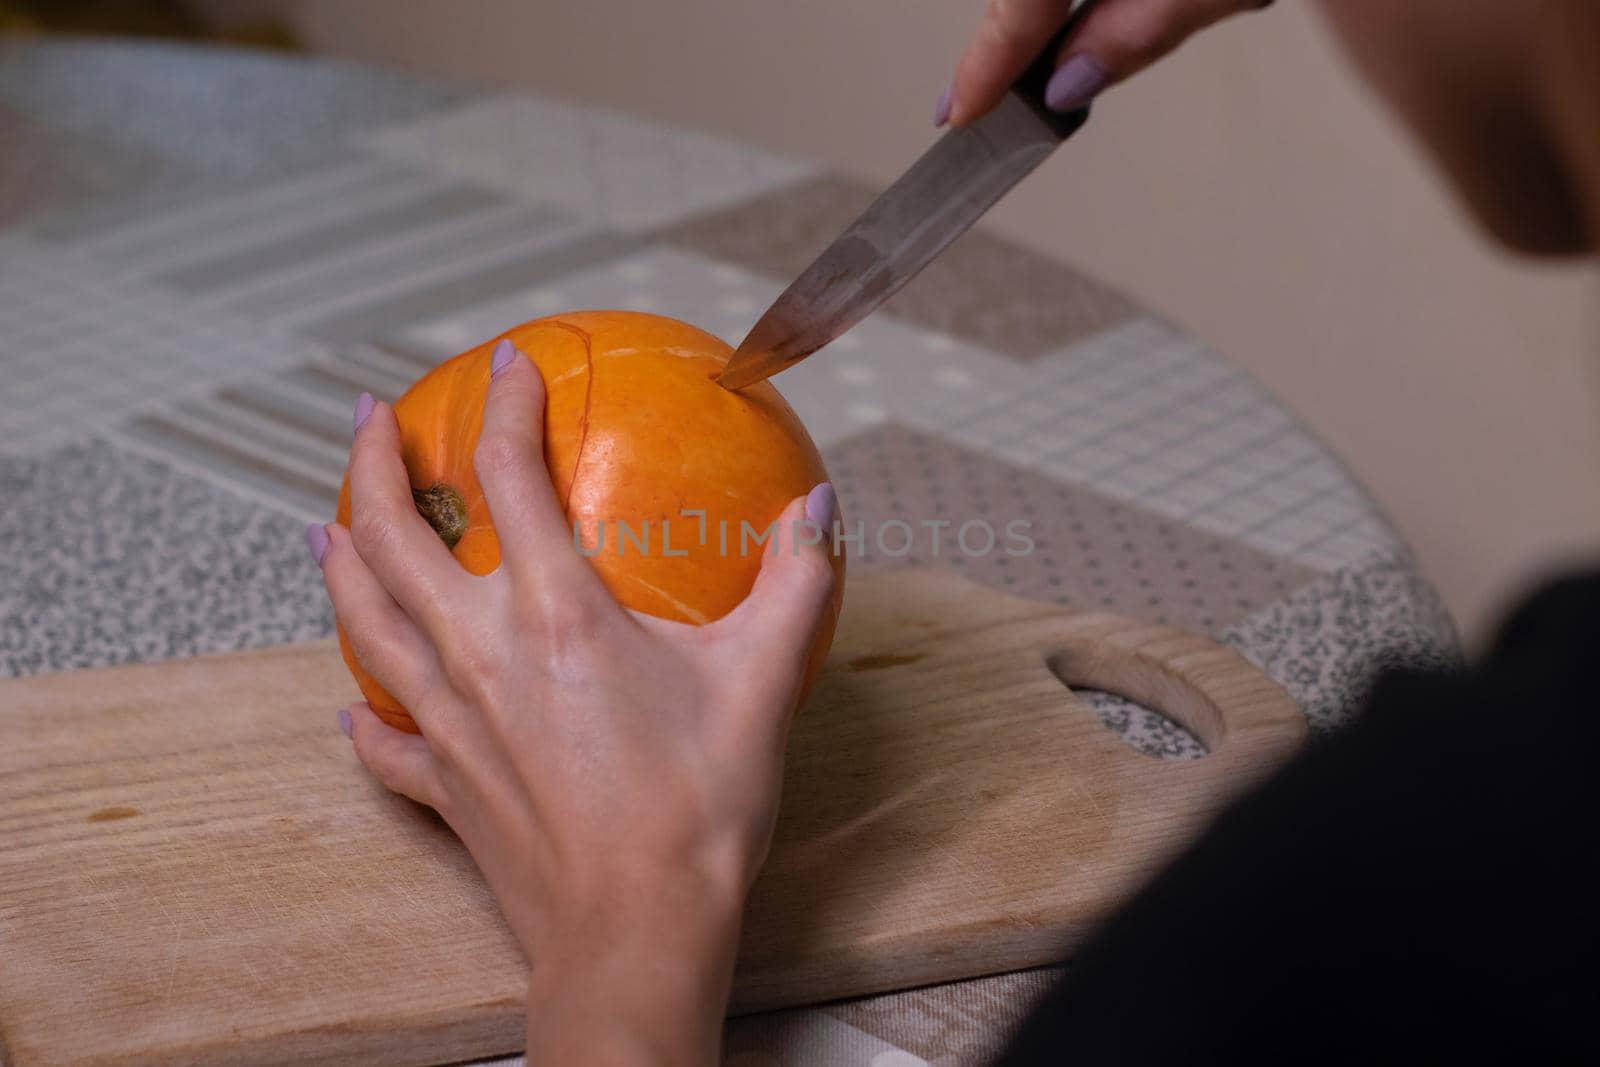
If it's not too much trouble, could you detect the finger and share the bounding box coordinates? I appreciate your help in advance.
[348,393,472,637]
[947,0,1076,126]
[345,702,446,809]
[475,339,614,603]
[1042,0,1266,110]
[946,0,1267,126]
[318,523,444,711]
[713,485,839,693]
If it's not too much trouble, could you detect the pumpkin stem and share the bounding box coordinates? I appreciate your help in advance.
[412,483,468,550]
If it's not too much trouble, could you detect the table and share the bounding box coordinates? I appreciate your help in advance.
[0,38,1459,1067]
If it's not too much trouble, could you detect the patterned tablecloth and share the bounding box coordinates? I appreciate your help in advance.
[0,39,1459,1067]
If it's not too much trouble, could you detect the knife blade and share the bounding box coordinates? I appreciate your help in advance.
[716,61,1091,391]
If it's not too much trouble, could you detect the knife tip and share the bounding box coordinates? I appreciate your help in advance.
[714,367,750,392]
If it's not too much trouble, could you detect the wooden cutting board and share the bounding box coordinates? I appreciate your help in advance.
[0,570,1305,1067]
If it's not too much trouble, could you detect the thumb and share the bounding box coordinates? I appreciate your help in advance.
[722,483,840,674]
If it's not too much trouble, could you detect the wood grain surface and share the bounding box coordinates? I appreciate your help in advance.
[0,570,1305,1067]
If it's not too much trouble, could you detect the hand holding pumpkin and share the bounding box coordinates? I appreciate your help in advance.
[308,333,840,1062]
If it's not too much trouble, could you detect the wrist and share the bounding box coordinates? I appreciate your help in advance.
[517,844,751,958]
[522,870,747,1063]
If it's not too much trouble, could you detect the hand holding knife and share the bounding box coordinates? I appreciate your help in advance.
[716,8,1097,392]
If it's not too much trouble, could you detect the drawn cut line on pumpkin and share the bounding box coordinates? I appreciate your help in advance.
[538,317,597,516]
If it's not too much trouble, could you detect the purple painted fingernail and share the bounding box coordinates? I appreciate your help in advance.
[1044,54,1110,113]
[490,338,517,377]
[305,522,330,567]
[805,482,836,527]
[933,86,953,127]
[336,708,353,739]
[353,391,375,435]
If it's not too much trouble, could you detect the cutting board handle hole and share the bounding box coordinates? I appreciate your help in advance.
[1045,651,1211,759]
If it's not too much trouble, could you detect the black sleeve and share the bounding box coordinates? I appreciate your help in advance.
[996,573,1600,1066]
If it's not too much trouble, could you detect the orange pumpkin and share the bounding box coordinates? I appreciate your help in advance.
[335,310,844,732]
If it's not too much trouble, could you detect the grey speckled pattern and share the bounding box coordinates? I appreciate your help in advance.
[0,99,173,227]
[1223,553,1462,732]
[0,439,332,678]
[0,37,475,225]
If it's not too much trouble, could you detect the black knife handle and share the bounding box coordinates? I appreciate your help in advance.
[1009,0,1097,139]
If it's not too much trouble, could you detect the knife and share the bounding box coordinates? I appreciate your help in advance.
[716,25,1094,391]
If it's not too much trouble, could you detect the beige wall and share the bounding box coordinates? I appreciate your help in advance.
[201,0,1600,646]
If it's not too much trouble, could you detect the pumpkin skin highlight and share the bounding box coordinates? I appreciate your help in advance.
[334,310,845,733]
